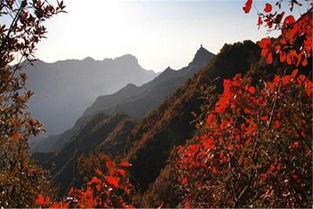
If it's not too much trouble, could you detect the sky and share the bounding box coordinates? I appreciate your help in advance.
[34,0,304,72]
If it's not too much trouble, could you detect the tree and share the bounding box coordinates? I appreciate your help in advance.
[170,0,312,207]
[171,71,312,207]
[36,155,135,208]
[0,0,65,207]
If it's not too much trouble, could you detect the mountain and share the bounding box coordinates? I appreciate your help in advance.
[33,41,260,197]
[25,55,157,136]
[83,45,215,119]
[124,41,261,192]
[30,46,215,153]
[32,40,313,205]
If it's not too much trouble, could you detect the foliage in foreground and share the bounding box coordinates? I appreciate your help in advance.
[170,2,312,207]
[0,0,65,207]
[171,70,312,208]
[36,155,135,208]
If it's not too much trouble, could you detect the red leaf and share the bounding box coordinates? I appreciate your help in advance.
[274,120,281,129]
[95,168,103,176]
[297,74,306,83]
[284,15,295,25]
[96,184,101,192]
[106,160,115,170]
[279,51,286,62]
[248,86,255,94]
[286,52,292,65]
[105,176,120,188]
[261,48,269,57]
[36,194,50,205]
[184,200,191,209]
[117,169,126,176]
[291,141,300,149]
[88,177,101,185]
[266,52,273,64]
[259,38,271,49]
[291,69,298,78]
[268,164,276,172]
[243,0,253,13]
[120,161,131,167]
[68,187,75,196]
[282,75,291,85]
[257,15,263,27]
[182,177,188,184]
[302,58,308,66]
[244,108,252,114]
[206,114,215,124]
[264,3,272,13]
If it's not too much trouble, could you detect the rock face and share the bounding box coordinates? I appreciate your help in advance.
[26,55,157,136]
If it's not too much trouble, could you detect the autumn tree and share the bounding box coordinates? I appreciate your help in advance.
[171,71,312,207]
[36,154,135,208]
[170,0,312,208]
[0,0,65,207]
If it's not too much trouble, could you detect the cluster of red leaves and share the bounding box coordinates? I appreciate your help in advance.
[173,70,312,207]
[244,0,312,65]
[36,161,134,208]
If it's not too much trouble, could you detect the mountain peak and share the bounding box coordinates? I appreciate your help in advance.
[83,56,95,62]
[114,54,138,65]
[191,45,214,66]
[165,66,173,71]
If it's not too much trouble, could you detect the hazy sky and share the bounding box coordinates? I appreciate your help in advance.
[35,0,302,72]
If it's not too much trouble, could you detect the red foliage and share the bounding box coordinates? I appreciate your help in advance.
[36,194,50,206]
[173,71,312,207]
[264,3,273,13]
[36,160,134,208]
[243,0,253,13]
[243,0,312,66]
[120,161,132,167]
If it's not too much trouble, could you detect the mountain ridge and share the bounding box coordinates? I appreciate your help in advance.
[31,46,214,153]
[26,54,157,137]
[83,46,215,118]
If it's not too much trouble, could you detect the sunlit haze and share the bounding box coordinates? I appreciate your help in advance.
[36,0,284,72]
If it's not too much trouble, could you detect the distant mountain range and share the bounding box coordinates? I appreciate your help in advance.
[25,55,157,136]
[30,46,214,153]
[83,45,214,118]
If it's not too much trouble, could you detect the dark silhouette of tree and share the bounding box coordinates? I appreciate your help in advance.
[0,0,65,207]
